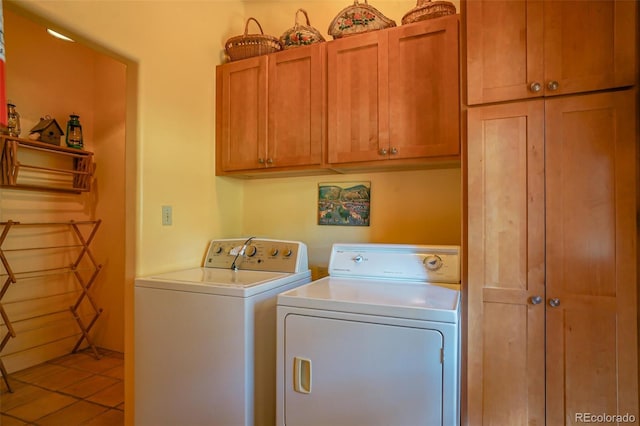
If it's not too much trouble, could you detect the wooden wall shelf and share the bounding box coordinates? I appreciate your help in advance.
[0,136,94,193]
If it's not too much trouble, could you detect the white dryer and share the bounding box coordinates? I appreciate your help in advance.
[276,243,461,426]
[135,238,311,426]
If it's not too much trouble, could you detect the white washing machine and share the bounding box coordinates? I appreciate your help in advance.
[276,243,461,426]
[135,238,311,426]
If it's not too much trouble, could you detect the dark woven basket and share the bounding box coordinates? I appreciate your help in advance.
[225,17,283,61]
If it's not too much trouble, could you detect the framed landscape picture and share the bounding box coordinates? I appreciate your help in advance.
[318,181,370,226]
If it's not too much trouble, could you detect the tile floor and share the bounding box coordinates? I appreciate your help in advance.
[0,348,124,425]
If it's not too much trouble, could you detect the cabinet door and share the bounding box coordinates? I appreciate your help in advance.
[327,31,389,164]
[467,100,546,425]
[267,45,323,169]
[543,0,637,98]
[545,90,638,424]
[216,56,268,172]
[466,0,637,105]
[466,0,544,105]
[388,15,460,159]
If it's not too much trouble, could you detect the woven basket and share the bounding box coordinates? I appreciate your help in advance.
[225,17,283,62]
[280,9,326,49]
[401,0,456,25]
[328,0,396,39]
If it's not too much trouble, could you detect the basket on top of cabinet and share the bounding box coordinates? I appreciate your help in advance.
[225,17,283,62]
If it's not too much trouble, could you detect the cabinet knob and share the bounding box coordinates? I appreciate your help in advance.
[548,298,561,308]
[547,80,559,91]
[267,158,274,164]
[529,82,542,93]
[379,148,388,155]
[530,295,543,305]
[258,158,265,164]
[390,147,398,155]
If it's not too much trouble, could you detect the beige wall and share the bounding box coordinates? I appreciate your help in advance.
[242,169,461,270]
[7,1,462,423]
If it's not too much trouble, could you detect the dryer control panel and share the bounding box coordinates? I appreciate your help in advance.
[328,244,460,284]
[204,238,309,273]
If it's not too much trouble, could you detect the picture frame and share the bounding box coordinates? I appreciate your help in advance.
[318,181,370,226]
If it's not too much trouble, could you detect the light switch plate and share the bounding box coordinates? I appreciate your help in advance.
[161,205,172,226]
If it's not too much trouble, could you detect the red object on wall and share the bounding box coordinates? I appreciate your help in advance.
[0,1,7,126]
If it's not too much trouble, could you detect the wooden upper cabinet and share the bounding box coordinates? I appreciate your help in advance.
[327,15,460,165]
[267,44,324,169]
[216,56,267,173]
[388,15,460,159]
[217,17,461,176]
[327,31,389,164]
[466,0,637,105]
[216,44,324,174]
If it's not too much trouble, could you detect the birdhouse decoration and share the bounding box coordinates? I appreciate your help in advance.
[29,116,64,145]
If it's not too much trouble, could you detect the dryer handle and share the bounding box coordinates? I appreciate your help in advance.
[293,357,312,394]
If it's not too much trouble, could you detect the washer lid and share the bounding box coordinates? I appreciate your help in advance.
[135,267,308,297]
[278,276,460,323]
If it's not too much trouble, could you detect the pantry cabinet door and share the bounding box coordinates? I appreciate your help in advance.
[327,31,389,164]
[543,0,637,98]
[466,100,546,425]
[388,15,460,159]
[466,0,637,105]
[216,56,268,172]
[545,90,638,424]
[267,44,324,169]
[466,0,544,105]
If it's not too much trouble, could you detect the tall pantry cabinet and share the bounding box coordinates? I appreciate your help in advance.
[464,0,638,425]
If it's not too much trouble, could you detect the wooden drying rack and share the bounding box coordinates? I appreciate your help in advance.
[0,219,103,392]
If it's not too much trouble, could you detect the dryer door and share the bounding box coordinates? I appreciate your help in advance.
[284,313,444,426]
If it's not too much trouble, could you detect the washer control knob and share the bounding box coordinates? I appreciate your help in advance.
[354,255,364,264]
[270,248,279,256]
[423,255,443,271]
[213,245,223,254]
[245,245,258,257]
[283,249,293,257]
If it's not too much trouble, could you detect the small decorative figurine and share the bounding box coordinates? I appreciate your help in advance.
[30,116,64,145]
